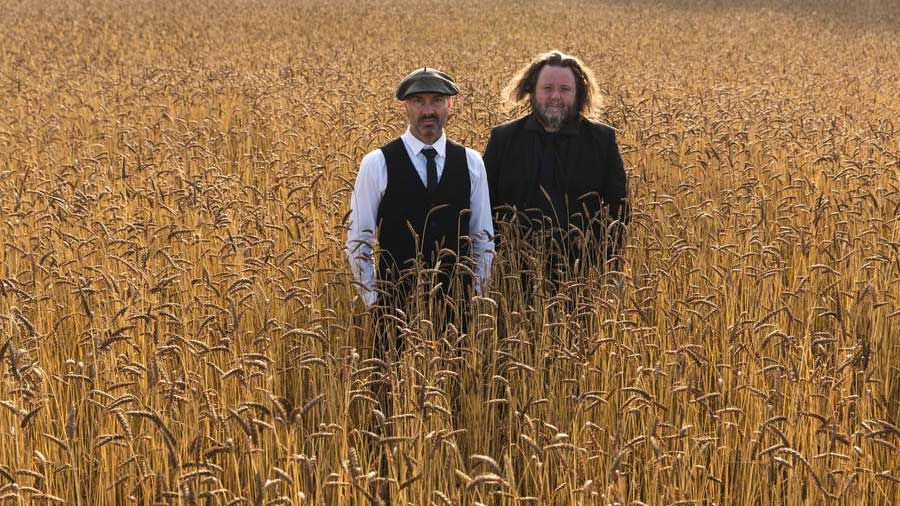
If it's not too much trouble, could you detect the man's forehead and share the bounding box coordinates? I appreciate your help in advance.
[538,65,576,81]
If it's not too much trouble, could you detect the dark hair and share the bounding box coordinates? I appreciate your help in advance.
[503,50,601,116]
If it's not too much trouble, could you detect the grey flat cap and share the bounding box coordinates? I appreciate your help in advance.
[396,67,459,100]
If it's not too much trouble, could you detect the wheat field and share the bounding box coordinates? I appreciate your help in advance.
[0,0,898,504]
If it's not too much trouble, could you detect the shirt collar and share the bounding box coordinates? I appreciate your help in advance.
[402,127,447,158]
[525,113,580,136]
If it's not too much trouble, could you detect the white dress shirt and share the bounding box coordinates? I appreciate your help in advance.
[347,128,495,307]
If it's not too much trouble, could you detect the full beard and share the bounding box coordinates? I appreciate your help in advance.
[535,101,574,132]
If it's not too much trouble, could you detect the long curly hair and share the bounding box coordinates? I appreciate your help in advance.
[502,50,601,117]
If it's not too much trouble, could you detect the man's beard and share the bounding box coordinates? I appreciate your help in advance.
[534,99,574,132]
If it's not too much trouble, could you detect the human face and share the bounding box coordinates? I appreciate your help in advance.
[533,65,577,132]
[404,92,451,144]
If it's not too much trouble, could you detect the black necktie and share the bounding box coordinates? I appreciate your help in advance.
[421,147,438,193]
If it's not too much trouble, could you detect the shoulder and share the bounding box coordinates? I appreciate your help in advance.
[456,145,486,181]
[463,146,486,169]
[360,148,386,168]
[356,148,387,181]
[444,144,487,183]
[488,115,529,138]
[584,118,616,138]
[582,118,618,141]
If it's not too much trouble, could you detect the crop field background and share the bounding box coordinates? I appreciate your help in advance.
[1,0,898,504]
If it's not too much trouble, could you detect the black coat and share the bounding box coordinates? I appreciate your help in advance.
[483,114,629,265]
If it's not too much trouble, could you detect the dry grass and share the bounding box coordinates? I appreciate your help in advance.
[1,0,898,504]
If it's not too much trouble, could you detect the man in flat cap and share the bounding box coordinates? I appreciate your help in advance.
[347,68,494,344]
[347,67,494,344]
[484,50,629,297]
[347,67,494,501]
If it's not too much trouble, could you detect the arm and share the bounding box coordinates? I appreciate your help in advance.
[602,129,629,224]
[482,129,501,206]
[346,150,386,307]
[466,149,495,295]
[482,126,511,249]
[600,128,629,261]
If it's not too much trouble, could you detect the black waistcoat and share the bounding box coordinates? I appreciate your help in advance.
[376,138,471,290]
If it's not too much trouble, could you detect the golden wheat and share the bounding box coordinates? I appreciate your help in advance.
[0,0,898,504]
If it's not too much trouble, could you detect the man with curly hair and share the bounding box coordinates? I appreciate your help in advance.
[484,50,629,290]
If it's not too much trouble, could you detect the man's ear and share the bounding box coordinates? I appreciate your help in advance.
[447,96,454,109]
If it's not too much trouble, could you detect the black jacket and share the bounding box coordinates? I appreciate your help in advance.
[483,114,629,265]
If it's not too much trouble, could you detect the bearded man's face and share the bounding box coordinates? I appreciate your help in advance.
[404,92,451,144]
[533,65,577,132]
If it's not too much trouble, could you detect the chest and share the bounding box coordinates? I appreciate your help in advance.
[504,133,606,191]
[378,140,471,217]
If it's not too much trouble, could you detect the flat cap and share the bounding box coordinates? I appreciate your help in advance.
[395,67,459,100]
